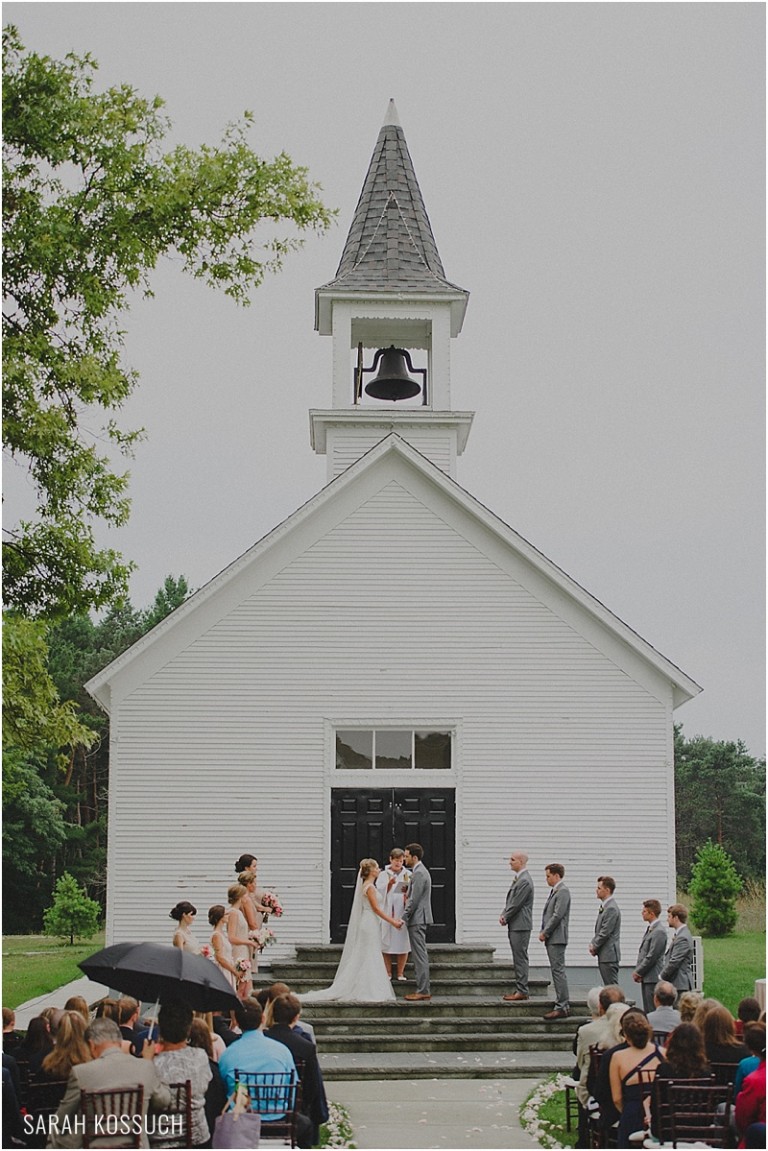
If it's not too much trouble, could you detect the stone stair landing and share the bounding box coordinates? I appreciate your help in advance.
[268,944,582,1080]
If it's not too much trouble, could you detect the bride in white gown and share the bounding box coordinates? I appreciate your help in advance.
[301,859,404,1003]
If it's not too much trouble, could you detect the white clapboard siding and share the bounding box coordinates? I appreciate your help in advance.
[103,469,678,966]
[330,428,454,477]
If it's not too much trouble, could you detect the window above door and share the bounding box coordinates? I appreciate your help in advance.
[335,728,452,770]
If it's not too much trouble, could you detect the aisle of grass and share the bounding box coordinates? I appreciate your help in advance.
[2,932,104,1008]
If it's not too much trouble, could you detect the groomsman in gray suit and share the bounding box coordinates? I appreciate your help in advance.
[589,876,621,985]
[539,863,571,1020]
[632,899,668,1011]
[500,851,534,1001]
[402,843,434,1001]
[660,903,695,994]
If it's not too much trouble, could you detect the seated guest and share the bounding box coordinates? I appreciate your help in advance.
[647,981,681,1038]
[2,1008,23,1053]
[48,1017,171,1148]
[62,998,90,1025]
[735,1038,766,1149]
[211,1011,239,1048]
[265,994,329,1145]
[678,990,703,1023]
[609,1013,663,1148]
[575,987,626,1106]
[592,1007,648,1137]
[735,1023,766,1097]
[3,1060,25,1144]
[692,996,723,1033]
[149,1001,212,1148]
[40,1011,92,1081]
[16,1015,54,1075]
[118,997,140,1049]
[651,1023,710,1140]
[193,1013,225,1061]
[736,998,763,1039]
[703,1004,750,1079]
[189,1019,227,1146]
[218,999,313,1149]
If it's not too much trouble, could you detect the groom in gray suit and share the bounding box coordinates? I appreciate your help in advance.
[589,876,621,985]
[402,843,433,1001]
[500,850,534,1001]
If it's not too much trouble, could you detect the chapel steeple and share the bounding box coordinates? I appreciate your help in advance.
[310,101,474,480]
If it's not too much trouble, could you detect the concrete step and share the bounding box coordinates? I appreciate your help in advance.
[317,1031,574,1053]
[318,1049,572,1081]
[316,1014,583,1036]
[277,968,551,998]
[298,996,586,1020]
[293,944,498,965]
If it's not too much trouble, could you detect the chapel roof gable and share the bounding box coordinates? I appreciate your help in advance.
[85,435,701,713]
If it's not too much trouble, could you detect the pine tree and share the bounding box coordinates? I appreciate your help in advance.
[688,840,742,936]
[43,871,101,944]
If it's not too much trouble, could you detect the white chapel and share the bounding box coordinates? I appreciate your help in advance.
[87,103,701,974]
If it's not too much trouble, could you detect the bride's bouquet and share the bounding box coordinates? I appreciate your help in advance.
[261,891,283,918]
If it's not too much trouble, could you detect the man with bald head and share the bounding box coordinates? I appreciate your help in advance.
[500,851,535,1002]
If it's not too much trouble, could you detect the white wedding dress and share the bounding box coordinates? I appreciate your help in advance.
[301,876,396,1003]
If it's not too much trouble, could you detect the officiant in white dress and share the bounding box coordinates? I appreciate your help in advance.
[376,848,412,980]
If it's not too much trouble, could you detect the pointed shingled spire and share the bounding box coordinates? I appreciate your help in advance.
[320,102,466,295]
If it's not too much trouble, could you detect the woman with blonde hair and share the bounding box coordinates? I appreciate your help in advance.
[302,859,404,1003]
[40,1011,92,1080]
[63,996,90,1024]
[678,990,703,1022]
[226,883,258,999]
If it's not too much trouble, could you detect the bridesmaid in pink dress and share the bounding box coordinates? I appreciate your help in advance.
[225,884,257,1000]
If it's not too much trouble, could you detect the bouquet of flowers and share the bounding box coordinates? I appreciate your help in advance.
[234,957,252,982]
[250,925,276,950]
[261,891,283,918]
[200,944,213,960]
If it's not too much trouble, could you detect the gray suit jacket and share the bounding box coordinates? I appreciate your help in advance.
[541,882,570,946]
[49,1046,171,1148]
[660,924,694,990]
[634,920,667,982]
[402,862,433,926]
[591,899,621,961]
[502,870,534,932]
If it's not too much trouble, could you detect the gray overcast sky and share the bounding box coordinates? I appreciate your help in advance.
[5,2,765,755]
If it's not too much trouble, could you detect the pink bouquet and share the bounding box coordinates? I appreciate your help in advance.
[234,957,252,980]
[261,891,283,918]
[251,925,276,949]
[200,944,213,960]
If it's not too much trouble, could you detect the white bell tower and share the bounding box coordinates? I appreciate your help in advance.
[310,101,474,480]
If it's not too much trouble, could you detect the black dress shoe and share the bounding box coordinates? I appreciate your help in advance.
[543,1008,570,1020]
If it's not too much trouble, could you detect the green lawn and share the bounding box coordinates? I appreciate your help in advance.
[702,930,765,1013]
[2,931,104,1009]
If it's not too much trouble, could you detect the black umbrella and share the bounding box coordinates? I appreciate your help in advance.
[79,941,240,1012]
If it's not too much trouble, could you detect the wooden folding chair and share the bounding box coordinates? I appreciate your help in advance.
[148,1079,192,1148]
[23,1078,69,1149]
[80,1085,145,1148]
[234,1069,303,1146]
[667,1082,733,1148]
[651,1075,714,1143]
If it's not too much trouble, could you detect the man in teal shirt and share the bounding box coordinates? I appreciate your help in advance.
[218,999,313,1146]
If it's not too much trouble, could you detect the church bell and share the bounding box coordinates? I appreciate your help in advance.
[361,346,425,402]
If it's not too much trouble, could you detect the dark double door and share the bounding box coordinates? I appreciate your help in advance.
[330,788,455,943]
